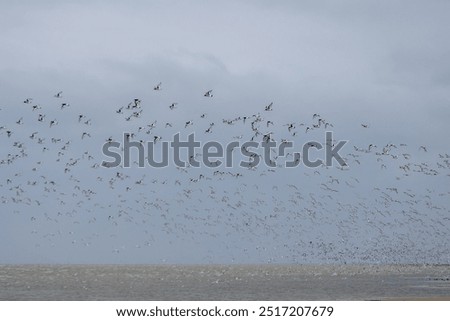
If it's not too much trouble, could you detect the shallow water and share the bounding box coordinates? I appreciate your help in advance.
[0,265,449,300]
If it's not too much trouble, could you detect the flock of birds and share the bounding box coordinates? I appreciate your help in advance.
[1,82,449,264]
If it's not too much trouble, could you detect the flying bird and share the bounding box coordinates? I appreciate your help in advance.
[264,102,273,111]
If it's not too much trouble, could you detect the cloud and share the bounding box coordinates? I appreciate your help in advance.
[0,0,449,264]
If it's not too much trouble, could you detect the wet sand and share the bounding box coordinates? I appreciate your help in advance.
[0,265,449,301]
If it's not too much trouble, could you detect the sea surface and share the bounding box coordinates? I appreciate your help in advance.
[0,265,449,300]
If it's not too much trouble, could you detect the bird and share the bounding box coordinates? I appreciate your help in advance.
[154,82,162,90]
[54,91,63,98]
[128,99,141,109]
[204,90,213,97]
[81,132,91,139]
[264,102,273,111]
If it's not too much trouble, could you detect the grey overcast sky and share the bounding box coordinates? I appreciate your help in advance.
[0,1,449,264]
